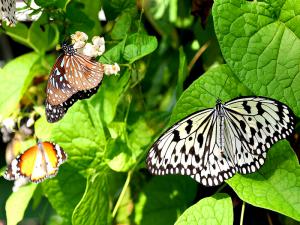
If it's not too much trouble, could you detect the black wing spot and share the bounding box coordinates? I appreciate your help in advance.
[242,101,251,113]
[256,121,263,129]
[197,134,204,147]
[257,102,264,115]
[239,120,247,133]
[185,120,193,134]
[172,130,180,142]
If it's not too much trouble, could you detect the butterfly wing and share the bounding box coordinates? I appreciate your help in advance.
[4,145,39,182]
[223,96,295,174]
[45,82,102,122]
[46,54,77,105]
[0,0,17,26]
[147,109,221,177]
[40,142,67,180]
[4,142,67,183]
[64,53,104,90]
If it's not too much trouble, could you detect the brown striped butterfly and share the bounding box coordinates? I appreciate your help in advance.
[45,43,104,122]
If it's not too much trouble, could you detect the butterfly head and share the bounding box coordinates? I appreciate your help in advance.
[62,43,76,56]
[216,98,222,105]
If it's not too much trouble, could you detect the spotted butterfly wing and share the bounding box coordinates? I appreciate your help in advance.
[46,44,104,123]
[146,96,295,186]
[0,0,16,26]
[4,141,67,183]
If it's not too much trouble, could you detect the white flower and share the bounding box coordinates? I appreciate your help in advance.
[71,31,88,43]
[92,36,105,56]
[104,63,120,75]
[73,40,86,49]
[12,177,29,192]
[82,43,98,58]
[2,118,15,132]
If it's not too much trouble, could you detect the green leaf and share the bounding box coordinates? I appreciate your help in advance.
[127,117,155,159]
[213,0,300,115]
[4,15,59,53]
[106,138,135,172]
[91,70,130,124]
[35,0,68,8]
[102,0,137,20]
[101,38,126,63]
[169,64,253,125]
[124,33,158,63]
[50,100,106,174]
[111,12,132,40]
[0,52,39,119]
[28,14,60,53]
[134,176,197,225]
[227,141,300,221]
[175,193,233,225]
[34,114,56,140]
[3,23,29,47]
[5,184,37,225]
[66,0,101,37]
[42,164,86,223]
[72,173,111,225]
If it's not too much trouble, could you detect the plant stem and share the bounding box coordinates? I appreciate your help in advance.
[240,201,246,225]
[188,41,210,72]
[215,183,227,194]
[112,170,133,218]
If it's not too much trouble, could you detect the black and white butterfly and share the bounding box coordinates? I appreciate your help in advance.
[0,0,16,26]
[146,96,295,186]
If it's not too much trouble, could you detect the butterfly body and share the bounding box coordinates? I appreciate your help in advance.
[4,141,67,183]
[147,96,295,186]
[46,44,104,122]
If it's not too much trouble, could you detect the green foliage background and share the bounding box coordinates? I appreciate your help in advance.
[0,0,300,224]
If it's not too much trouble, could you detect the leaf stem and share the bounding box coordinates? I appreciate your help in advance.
[240,201,246,225]
[214,183,227,194]
[112,170,133,218]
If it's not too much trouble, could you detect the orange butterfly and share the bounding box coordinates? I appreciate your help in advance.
[4,141,67,183]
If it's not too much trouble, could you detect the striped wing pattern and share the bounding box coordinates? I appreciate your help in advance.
[146,97,294,186]
[46,49,104,123]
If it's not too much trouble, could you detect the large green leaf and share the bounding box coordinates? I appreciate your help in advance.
[0,52,39,119]
[167,64,300,220]
[72,173,110,225]
[134,176,197,225]
[227,141,300,221]
[169,64,252,125]
[49,100,106,174]
[175,193,233,225]
[213,0,300,115]
[91,70,130,124]
[5,184,37,225]
[42,164,86,223]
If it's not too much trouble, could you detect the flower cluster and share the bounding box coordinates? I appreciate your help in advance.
[70,31,120,75]
[103,63,121,76]
[71,31,105,58]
